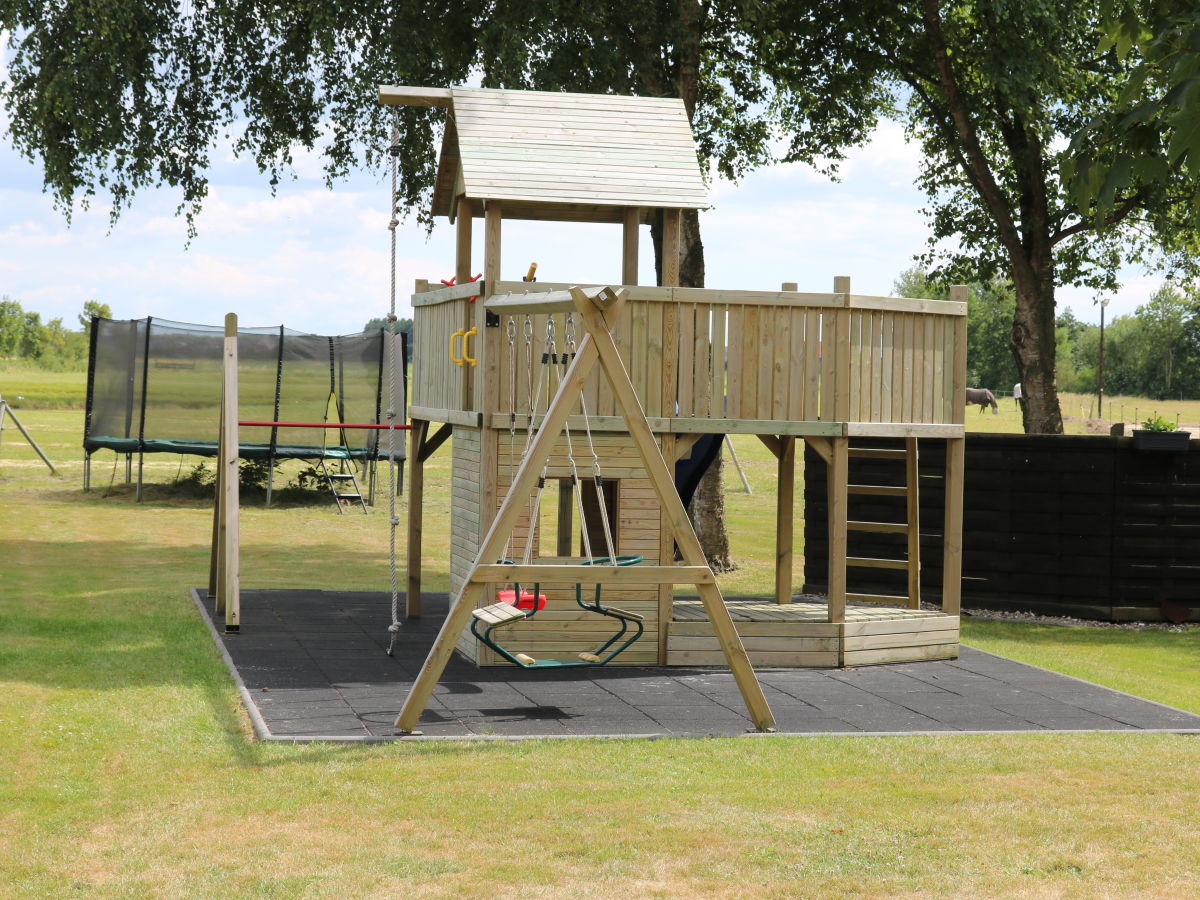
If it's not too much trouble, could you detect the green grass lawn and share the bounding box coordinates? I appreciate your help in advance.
[3,369,1200,898]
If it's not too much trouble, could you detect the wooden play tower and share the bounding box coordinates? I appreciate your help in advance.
[386,85,966,731]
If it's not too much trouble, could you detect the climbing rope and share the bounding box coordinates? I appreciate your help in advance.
[385,112,403,656]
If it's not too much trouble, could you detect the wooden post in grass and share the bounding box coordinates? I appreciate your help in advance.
[214,313,241,632]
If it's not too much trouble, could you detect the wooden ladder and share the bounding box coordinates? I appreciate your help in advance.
[843,439,921,609]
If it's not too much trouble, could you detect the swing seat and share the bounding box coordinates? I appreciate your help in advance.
[496,587,547,612]
[471,602,528,629]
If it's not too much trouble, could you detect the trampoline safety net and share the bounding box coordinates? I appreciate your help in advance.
[84,316,407,462]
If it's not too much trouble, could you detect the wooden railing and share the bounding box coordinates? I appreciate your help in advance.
[411,280,966,430]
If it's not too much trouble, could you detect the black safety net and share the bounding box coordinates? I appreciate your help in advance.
[84,317,406,461]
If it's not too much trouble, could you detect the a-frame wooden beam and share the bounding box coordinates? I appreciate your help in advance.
[393,286,775,733]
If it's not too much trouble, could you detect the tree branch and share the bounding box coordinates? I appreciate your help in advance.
[919,0,1027,269]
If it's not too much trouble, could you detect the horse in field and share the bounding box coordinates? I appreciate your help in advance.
[965,387,999,414]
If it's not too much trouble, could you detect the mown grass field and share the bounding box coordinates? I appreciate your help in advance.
[2,364,1199,898]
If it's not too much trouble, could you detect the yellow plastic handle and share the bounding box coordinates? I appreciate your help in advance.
[462,327,478,366]
[449,328,465,367]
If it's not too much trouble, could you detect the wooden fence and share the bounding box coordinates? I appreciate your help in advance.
[803,433,1200,622]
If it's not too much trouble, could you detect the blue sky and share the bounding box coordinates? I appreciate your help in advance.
[0,99,1161,336]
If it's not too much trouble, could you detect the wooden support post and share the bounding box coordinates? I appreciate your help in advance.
[661,208,681,287]
[622,207,640,285]
[905,436,921,609]
[827,437,848,625]
[480,200,503,544]
[219,313,240,631]
[942,437,965,616]
[406,418,429,617]
[455,197,473,285]
[775,436,796,604]
[944,285,968,616]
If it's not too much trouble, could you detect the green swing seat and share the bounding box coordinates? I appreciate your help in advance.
[470,555,646,669]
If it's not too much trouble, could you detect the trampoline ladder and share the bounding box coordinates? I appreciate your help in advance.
[320,460,368,515]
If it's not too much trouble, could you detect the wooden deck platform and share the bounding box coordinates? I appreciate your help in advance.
[669,599,959,668]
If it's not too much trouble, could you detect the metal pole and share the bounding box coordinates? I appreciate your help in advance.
[724,434,752,494]
[0,398,58,474]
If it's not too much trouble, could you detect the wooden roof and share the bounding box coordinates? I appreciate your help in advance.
[379,86,708,223]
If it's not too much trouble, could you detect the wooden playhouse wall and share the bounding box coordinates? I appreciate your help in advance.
[452,426,662,665]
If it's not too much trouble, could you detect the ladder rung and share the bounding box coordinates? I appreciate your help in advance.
[847,520,908,534]
[847,556,909,570]
[847,592,912,605]
[848,485,908,497]
[848,448,908,459]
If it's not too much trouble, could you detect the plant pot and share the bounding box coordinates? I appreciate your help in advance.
[1132,429,1191,451]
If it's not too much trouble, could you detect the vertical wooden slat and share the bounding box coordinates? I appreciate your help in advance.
[902,314,916,423]
[726,305,743,418]
[849,310,862,422]
[711,306,726,417]
[741,304,760,418]
[631,300,649,411]
[890,313,904,423]
[833,277,853,422]
[943,315,956,423]
[922,316,935,423]
[869,311,882,422]
[771,306,789,420]
[788,306,804,420]
[879,313,894,422]
[649,301,667,418]
[691,303,705,415]
[931,316,946,423]
[757,305,774,419]
[678,302,695,417]
[805,309,821,420]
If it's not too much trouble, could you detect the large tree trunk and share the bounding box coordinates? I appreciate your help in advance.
[1010,254,1064,434]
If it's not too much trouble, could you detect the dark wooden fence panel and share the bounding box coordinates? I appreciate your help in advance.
[803,434,1200,621]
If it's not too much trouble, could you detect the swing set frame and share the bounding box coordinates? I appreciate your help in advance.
[394,285,777,733]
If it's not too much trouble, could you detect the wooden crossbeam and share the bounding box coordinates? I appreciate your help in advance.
[472,564,715,585]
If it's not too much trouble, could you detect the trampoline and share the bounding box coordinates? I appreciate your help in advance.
[83,316,407,500]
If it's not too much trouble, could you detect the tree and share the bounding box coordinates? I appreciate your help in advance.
[893,267,1018,392]
[1068,2,1200,234]
[4,1,845,569]
[79,300,112,333]
[0,297,24,357]
[759,1,1200,433]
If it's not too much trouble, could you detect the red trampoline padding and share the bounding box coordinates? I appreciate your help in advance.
[496,588,547,612]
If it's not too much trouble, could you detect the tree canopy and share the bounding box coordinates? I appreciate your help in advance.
[758,1,1200,433]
